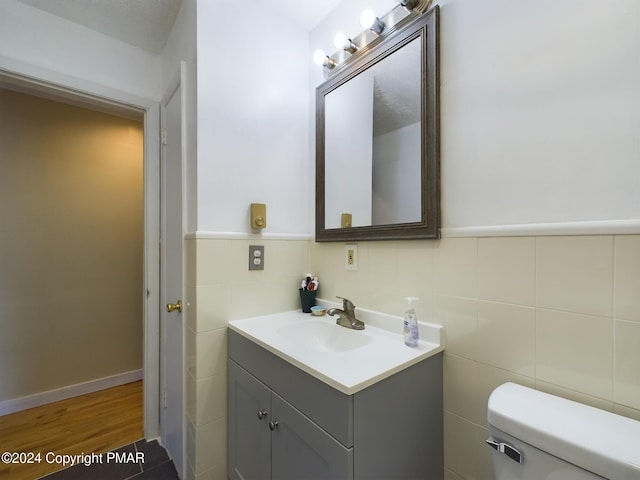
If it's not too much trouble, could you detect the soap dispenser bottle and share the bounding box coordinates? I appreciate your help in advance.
[403,297,420,347]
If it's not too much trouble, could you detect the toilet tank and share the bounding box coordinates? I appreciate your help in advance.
[487,383,640,480]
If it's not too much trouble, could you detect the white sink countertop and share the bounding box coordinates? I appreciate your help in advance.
[228,299,444,395]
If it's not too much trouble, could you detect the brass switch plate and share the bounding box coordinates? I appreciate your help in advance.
[341,213,352,228]
[251,203,267,229]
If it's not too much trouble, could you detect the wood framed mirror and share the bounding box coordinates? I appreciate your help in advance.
[315,7,439,242]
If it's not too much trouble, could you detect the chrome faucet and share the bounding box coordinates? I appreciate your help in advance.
[328,296,365,330]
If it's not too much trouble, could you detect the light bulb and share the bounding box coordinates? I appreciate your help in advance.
[359,9,384,34]
[312,49,336,69]
[313,49,327,66]
[333,32,357,53]
[360,9,376,29]
[333,32,347,50]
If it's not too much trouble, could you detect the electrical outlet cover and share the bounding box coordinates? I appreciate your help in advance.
[345,244,358,271]
[249,245,264,270]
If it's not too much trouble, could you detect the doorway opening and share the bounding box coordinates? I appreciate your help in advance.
[0,69,162,464]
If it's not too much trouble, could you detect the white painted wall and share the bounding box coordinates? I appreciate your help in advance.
[311,0,640,233]
[162,0,198,232]
[0,0,162,102]
[162,0,196,93]
[195,0,312,235]
[440,0,640,229]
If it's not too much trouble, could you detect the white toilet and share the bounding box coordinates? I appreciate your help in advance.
[487,382,640,479]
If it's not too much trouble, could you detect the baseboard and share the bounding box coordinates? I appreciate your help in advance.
[0,369,143,416]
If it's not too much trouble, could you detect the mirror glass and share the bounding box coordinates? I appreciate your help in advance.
[316,9,439,241]
[324,38,421,228]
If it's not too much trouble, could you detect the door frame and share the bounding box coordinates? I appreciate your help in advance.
[0,62,164,440]
[159,62,187,477]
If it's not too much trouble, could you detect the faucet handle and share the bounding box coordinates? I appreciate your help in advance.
[336,296,355,314]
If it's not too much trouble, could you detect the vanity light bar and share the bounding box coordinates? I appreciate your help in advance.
[314,0,433,79]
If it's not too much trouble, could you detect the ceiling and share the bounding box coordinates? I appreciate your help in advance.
[16,0,182,54]
[15,0,343,54]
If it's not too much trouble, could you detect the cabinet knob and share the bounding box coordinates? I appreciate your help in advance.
[269,420,279,431]
[257,410,267,420]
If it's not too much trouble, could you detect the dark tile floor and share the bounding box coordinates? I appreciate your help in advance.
[39,439,179,480]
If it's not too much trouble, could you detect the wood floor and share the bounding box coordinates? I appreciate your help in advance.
[0,381,143,480]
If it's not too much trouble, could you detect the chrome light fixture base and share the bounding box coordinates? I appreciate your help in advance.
[320,0,434,79]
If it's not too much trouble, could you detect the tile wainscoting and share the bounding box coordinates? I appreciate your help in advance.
[184,237,310,480]
[311,234,640,480]
[185,234,640,480]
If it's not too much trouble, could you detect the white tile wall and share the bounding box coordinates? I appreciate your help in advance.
[536,309,614,399]
[185,237,310,480]
[434,237,478,299]
[434,295,477,359]
[309,234,640,480]
[476,301,535,377]
[614,236,640,321]
[536,236,614,317]
[477,236,535,306]
[615,320,640,410]
[187,234,640,480]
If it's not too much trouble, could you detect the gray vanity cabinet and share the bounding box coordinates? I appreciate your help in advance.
[228,360,271,479]
[271,392,352,479]
[227,329,443,480]
[228,359,351,480]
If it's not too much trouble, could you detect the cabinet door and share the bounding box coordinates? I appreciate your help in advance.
[271,393,353,480]
[228,360,271,480]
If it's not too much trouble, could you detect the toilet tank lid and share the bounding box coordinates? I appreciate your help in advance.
[488,383,640,479]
